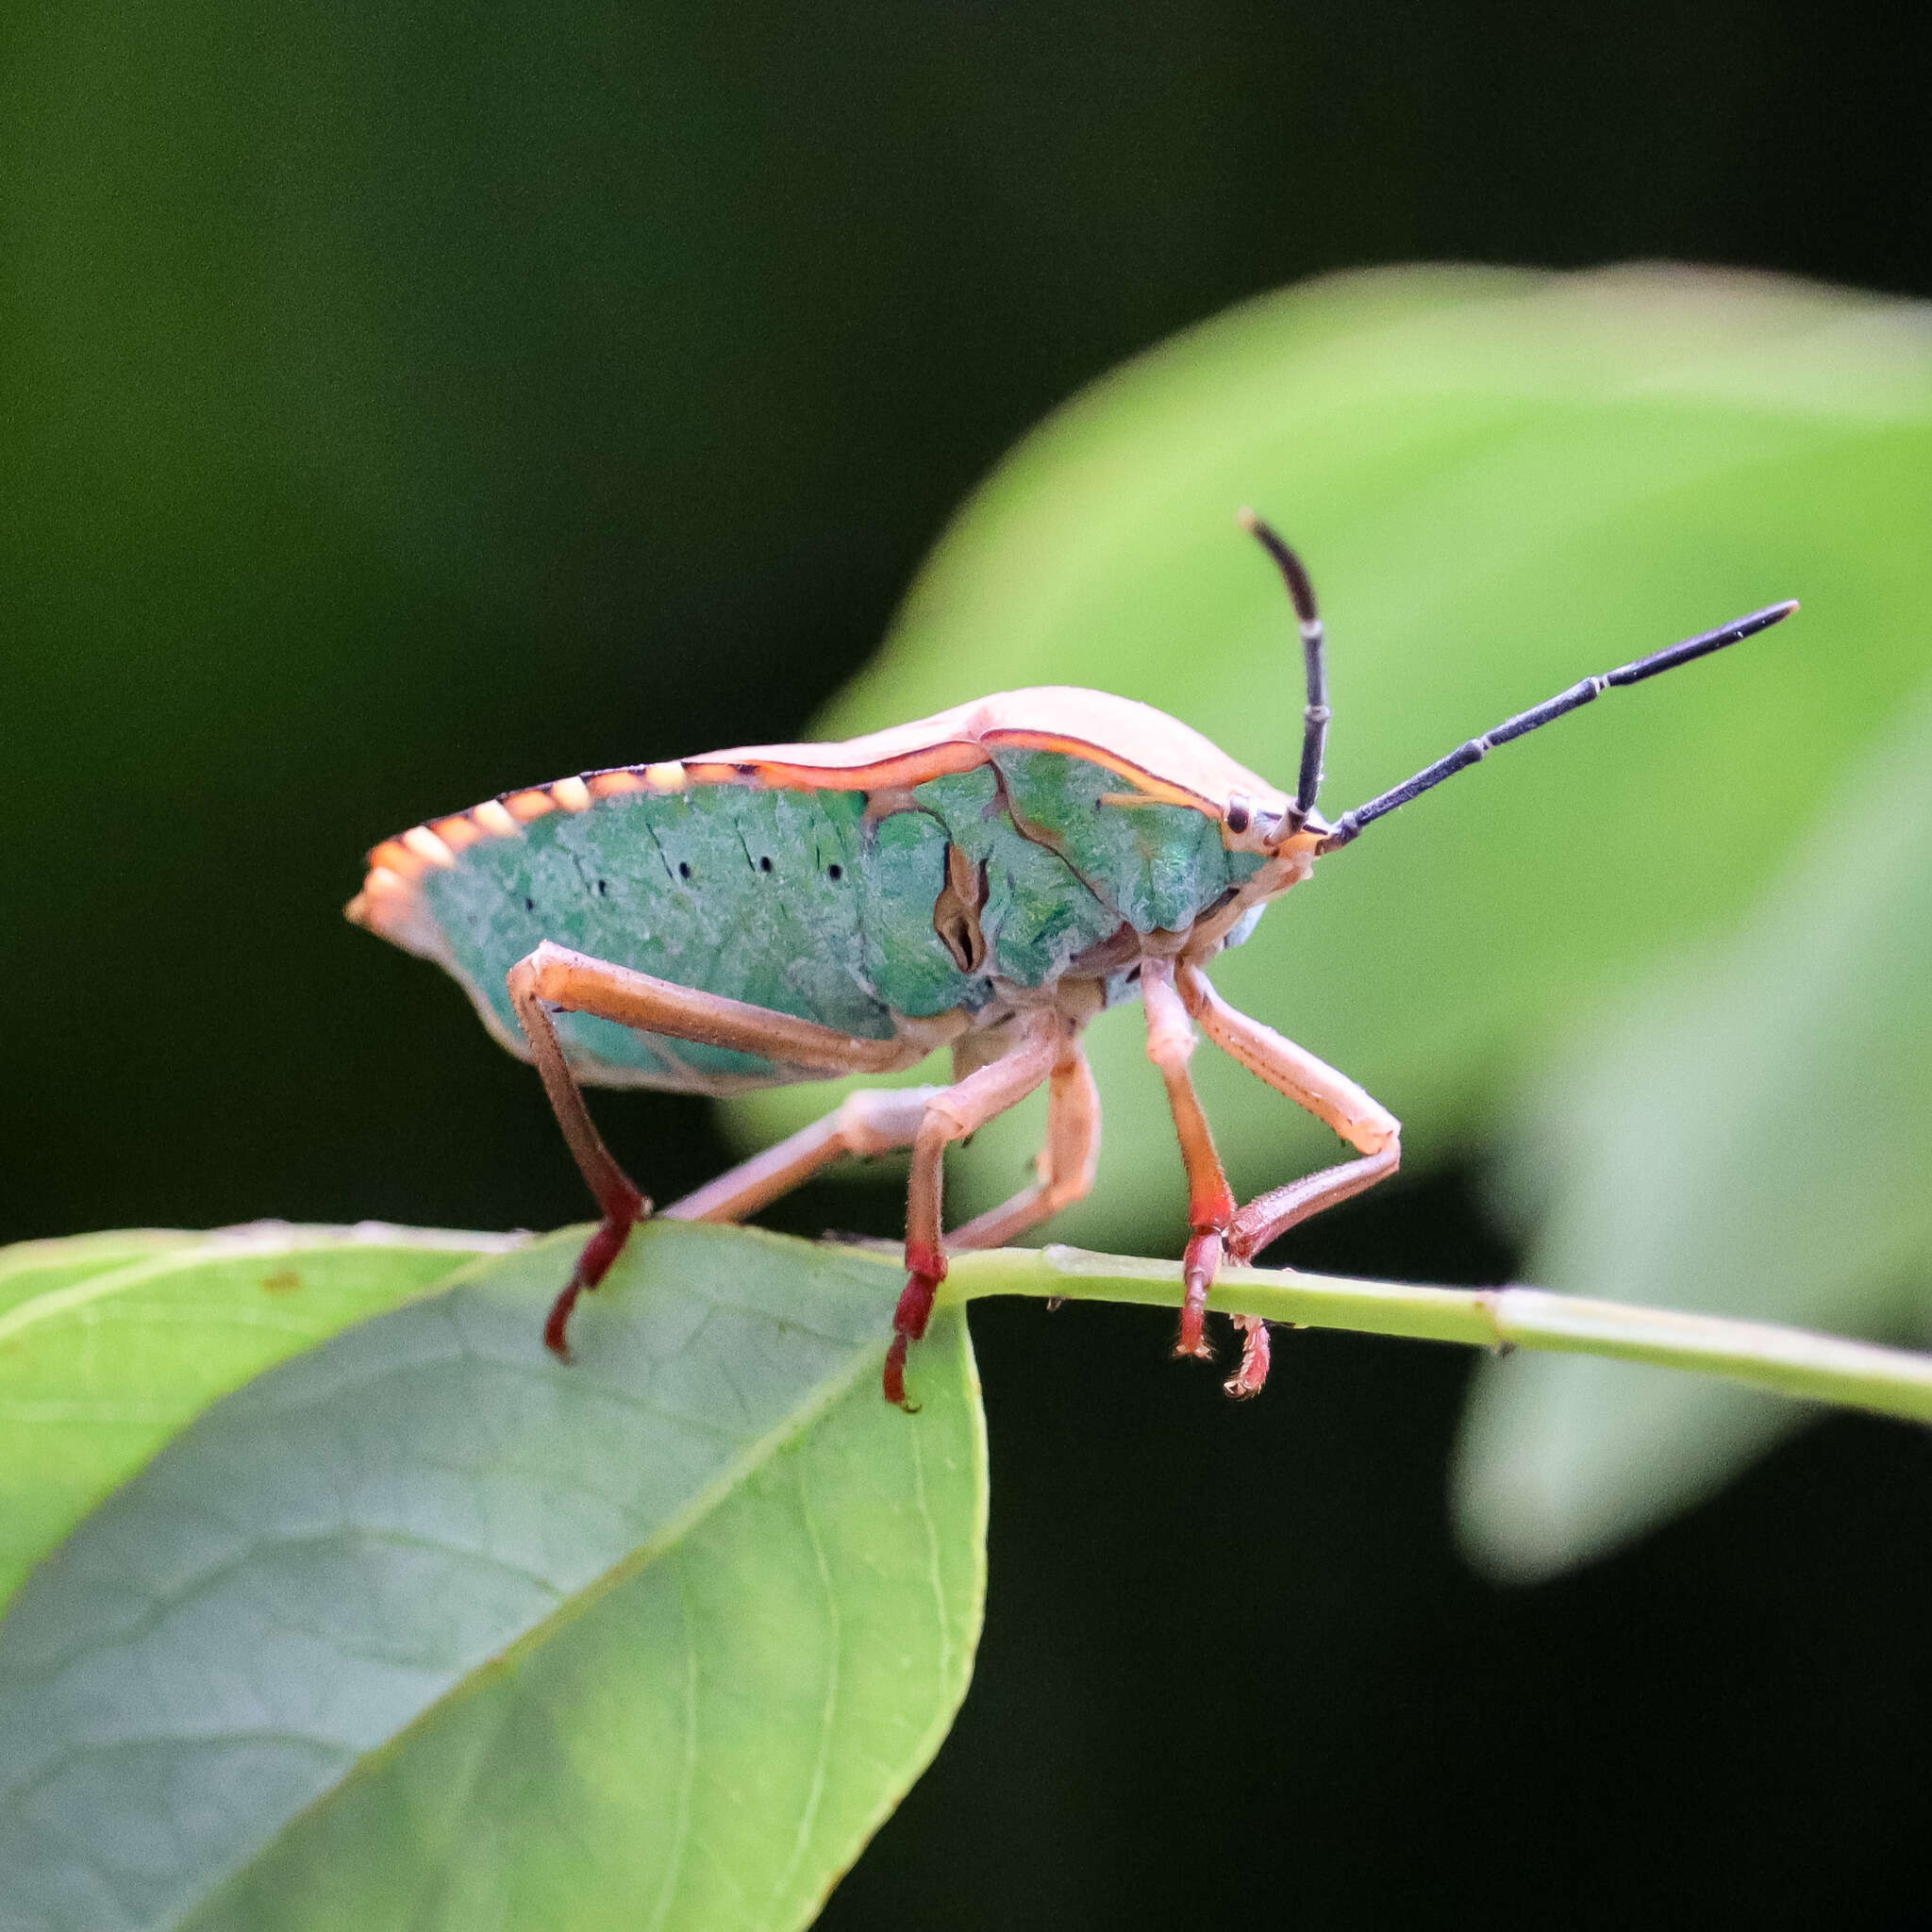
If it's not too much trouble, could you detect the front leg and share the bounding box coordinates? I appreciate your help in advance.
[1141,959,1238,1368]
[1177,959,1402,1392]
[507,941,926,1357]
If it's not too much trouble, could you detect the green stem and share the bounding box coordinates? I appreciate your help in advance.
[940,1245,1932,1428]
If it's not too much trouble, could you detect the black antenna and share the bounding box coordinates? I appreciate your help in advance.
[1240,508,1328,826]
[1319,598,1800,854]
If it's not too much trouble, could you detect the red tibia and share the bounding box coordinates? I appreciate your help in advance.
[1176,1161,1233,1363]
[895,1241,947,1341]
[884,1241,947,1407]
[543,1180,645,1360]
[1177,1229,1222,1359]
[1224,1314,1272,1398]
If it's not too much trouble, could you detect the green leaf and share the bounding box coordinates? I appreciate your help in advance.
[731,265,1932,1255]
[1454,686,1932,1578]
[0,1224,513,1615]
[0,1220,986,1932]
[0,1231,202,1320]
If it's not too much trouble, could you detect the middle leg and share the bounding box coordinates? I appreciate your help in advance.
[660,1037,1099,1249]
[947,1035,1102,1252]
[887,1009,1066,1407]
[658,1086,940,1225]
[673,1020,1090,1407]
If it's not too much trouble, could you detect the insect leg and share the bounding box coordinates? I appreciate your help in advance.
[507,941,925,1357]
[511,941,921,1076]
[890,1011,1064,1408]
[946,1035,1102,1251]
[1141,958,1240,1370]
[1177,961,1401,1391]
[658,1087,939,1224]
[508,958,649,1357]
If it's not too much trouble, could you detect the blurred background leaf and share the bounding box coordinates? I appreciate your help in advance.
[1456,683,1932,1575]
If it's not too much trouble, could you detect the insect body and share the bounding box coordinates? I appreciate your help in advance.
[349,516,1795,1405]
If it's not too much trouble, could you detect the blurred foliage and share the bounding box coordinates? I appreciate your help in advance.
[734,262,1932,1563]
[1457,686,1932,1574]
[0,1223,983,1932]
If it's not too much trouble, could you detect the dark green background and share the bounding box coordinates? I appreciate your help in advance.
[6,2,1930,1924]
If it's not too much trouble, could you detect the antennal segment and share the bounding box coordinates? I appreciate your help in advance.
[1240,508,1329,826]
[1319,598,1799,854]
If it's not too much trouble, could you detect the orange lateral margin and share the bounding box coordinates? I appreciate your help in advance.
[680,740,991,791]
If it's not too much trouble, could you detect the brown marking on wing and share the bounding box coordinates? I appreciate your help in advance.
[862,785,924,824]
[931,842,990,974]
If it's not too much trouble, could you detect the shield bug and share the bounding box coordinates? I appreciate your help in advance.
[348,515,1796,1405]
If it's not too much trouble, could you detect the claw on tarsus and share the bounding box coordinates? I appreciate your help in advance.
[542,1278,584,1359]
[1224,1314,1272,1398]
[886,1245,945,1409]
[542,1186,645,1361]
[1174,1228,1274,1398]
[883,1332,917,1411]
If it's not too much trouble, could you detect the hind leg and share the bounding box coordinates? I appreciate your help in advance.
[507,941,927,1356]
